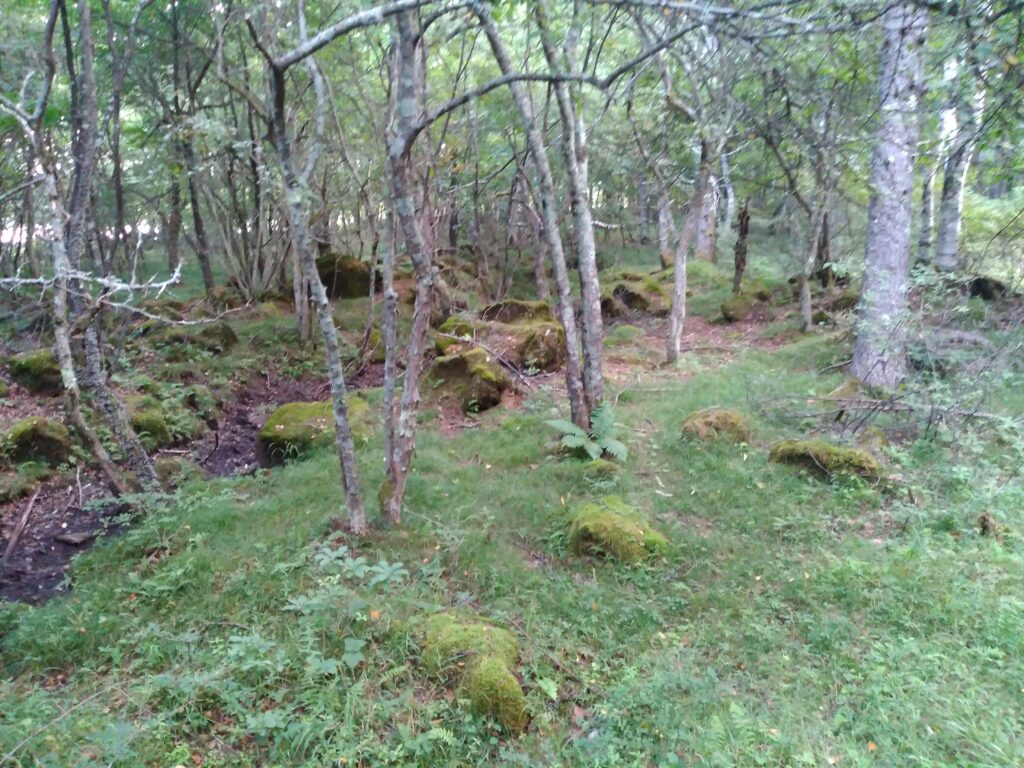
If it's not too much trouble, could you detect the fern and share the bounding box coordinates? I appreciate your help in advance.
[545,403,628,461]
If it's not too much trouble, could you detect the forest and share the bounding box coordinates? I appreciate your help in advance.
[1,0,1023,765]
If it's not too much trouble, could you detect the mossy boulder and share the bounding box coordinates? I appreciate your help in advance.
[153,456,208,489]
[420,613,526,734]
[768,439,879,479]
[479,299,553,323]
[256,397,370,466]
[0,462,53,504]
[827,288,859,312]
[4,416,71,467]
[603,324,644,347]
[681,408,751,443]
[428,348,511,413]
[601,279,668,319]
[582,458,620,480]
[721,294,756,323]
[8,349,62,395]
[437,316,564,374]
[316,254,374,299]
[127,396,172,450]
[567,496,667,563]
[153,321,238,357]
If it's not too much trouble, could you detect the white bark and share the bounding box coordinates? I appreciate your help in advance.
[852,3,927,389]
[667,152,710,363]
[934,88,984,272]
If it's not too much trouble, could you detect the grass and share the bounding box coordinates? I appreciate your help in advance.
[2,299,1024,766]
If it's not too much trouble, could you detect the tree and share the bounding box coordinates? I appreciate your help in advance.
[852,3,927,389]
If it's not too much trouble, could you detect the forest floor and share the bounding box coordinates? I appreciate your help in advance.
[2,252,1023,767]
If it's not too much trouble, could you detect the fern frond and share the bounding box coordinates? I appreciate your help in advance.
[601,438,629,461]
[545,419,587,439]
[583,441,603,460]
[590,403,615,440]
[560,434,590,450]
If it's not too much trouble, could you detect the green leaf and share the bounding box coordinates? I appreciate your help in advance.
[537,677,558,701]
[601,438,628,461]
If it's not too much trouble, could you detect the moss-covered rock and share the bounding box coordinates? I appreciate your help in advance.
[256,397,370,466]
[126,395,172,451]
[811,309,834,325]
[0,380,7,398]
[152,321,238,357]
[316,254,373,299]
[462,654,529,734]
[567,496,667,563]
[601,279,669,319]
[721,294,756,323]
[828,288,859,312]
[479,299,553,323]
[0,461,53,504]
[428,348,511,413]
[4,417,71,467]
[768,439,879,479]
[420,613,519,675]
[437,316,564,374]
[206,285,245,311]
[420,613,526,734]
[153,455,208,489]
[681,408,751,443]
[8,349,62,395]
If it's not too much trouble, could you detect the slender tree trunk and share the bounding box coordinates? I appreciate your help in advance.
[732,199,750,294]
[182,139,216,293]
[852,3,926,389]
[694,175,719,263]
[473,1,588,427]
[269,65,365,532]
[933,88,984,273]
[720,154,737,236]
[657,191,675,270]
[383,9,436,524]
[799,207,827,332]
[667,144,710,363]
[917,166,936,264]
[536,3,603,414]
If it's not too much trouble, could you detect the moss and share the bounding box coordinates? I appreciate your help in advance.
[420,613,519,675]
[517,322,565,372]
[153,321,238,357]
[601,280,668,319]
[811,309,834,325]
[256,300,288,318]
[205,285,245,310]
[316,254,373,299]
[365,328,386,363]
[681,408,751,443]
[153,456,207,489]
[462,654,528,734]
[0,380,8,398]
[604,324,644,348]
[721,294,755,323]
[828,288,859,312]
[436,316,477,354]
[567,497,668,563]
[582,458,620,480]
[478,299,553,323]
[128,396,172,450]
[419,613,526,734]
[0,461,53,504]
[8,349,62,395]
[256,397,370,466]
[428,348,510,413]
[4,417,71,467]
[768,439,880,479]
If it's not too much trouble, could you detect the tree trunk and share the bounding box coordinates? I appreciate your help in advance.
[667,144,710,364]
[382,9,436,524]
[473,1,588,427]
[799,207,827,332]
[852,3,926,389]
[657,191,675,270]
[269,65,365,532]
[536,4,603,415]
[732,199,750,294]
[694,175,719,262]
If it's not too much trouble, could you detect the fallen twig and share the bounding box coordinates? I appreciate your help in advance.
[2,487,41,568]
